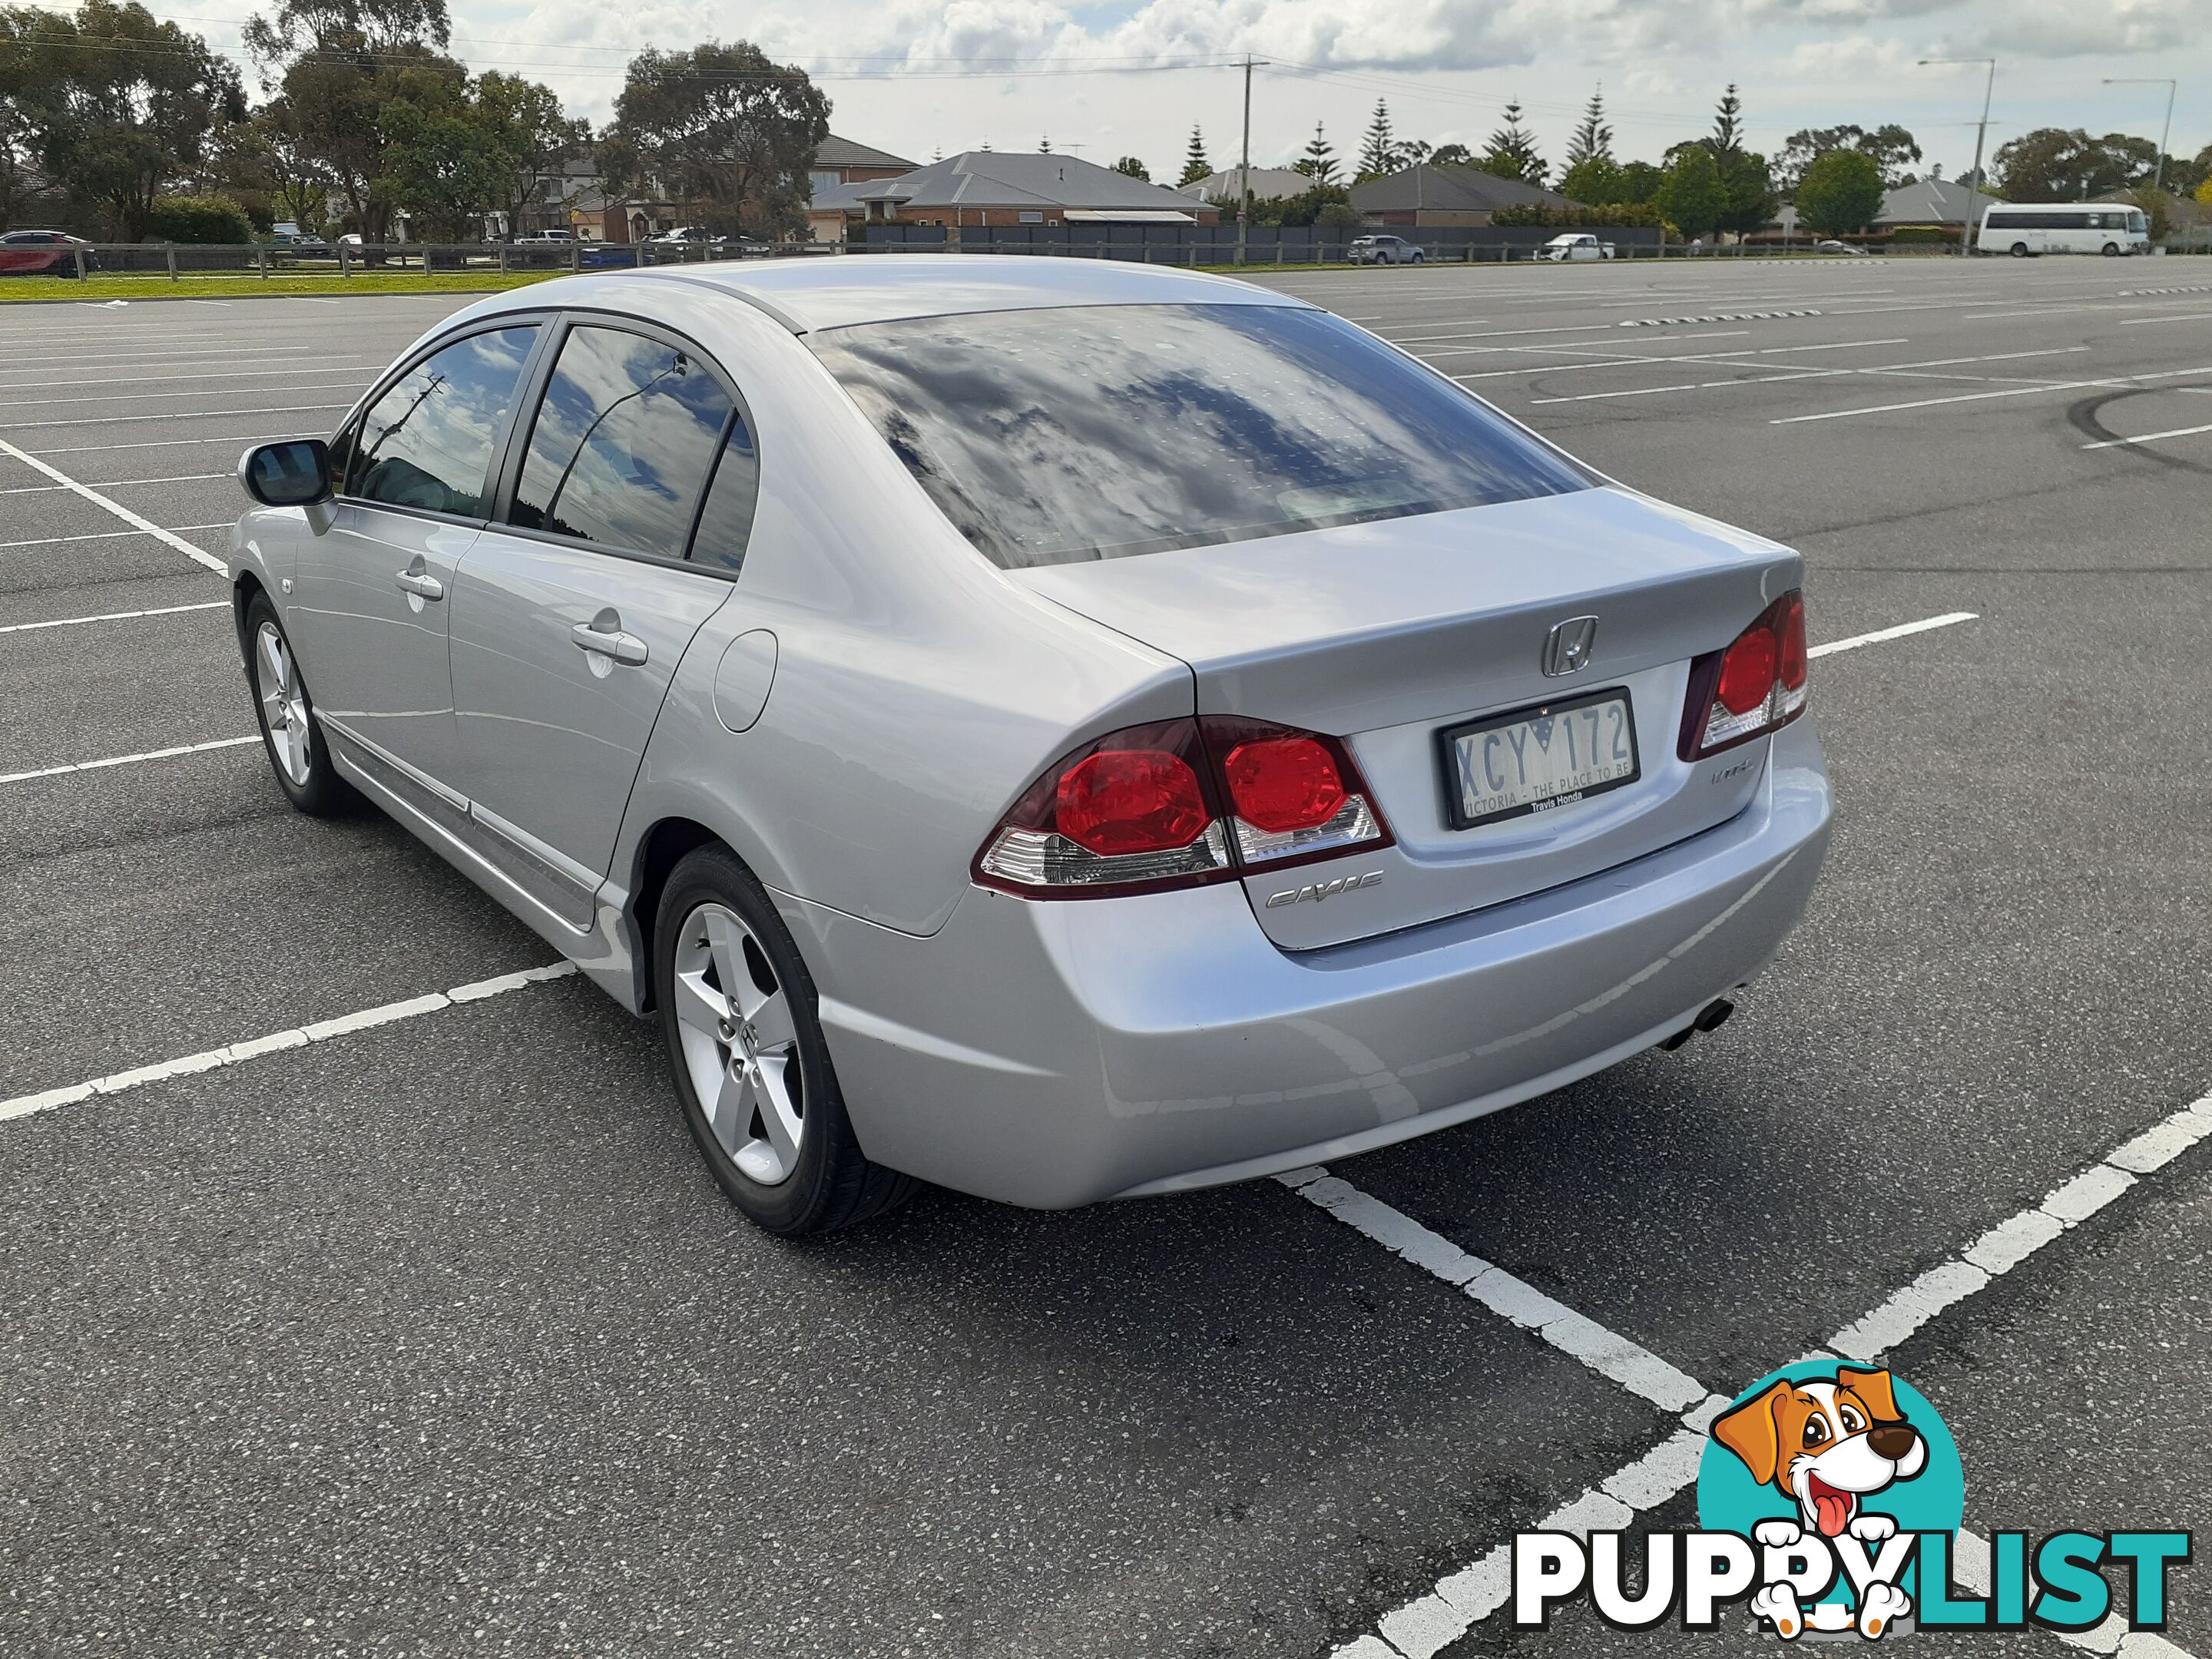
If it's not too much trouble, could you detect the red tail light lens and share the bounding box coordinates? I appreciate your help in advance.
[1222,736,1346,832]
[1057,750,1209,855]
[975,716,1392,898]
[1680,591,1810,760]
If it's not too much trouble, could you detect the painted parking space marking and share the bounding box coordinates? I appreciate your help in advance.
[1322,1086,2212,1659]
[1806,611,1979,657]
[1444,336,1909,383]
[1,522,227,551]
[0,470,227,495]
[0,401,354,430]
[1619,307,1823,327]
[0,734,257,786]
[0,962,578,1126]
[31,431,299,455]
[1772,362,2212,426]
[0,375,374,406]
[0,438,227,571]
[1528,347,2091,406]
[2082,419,2212,452]
[0,600,226,636]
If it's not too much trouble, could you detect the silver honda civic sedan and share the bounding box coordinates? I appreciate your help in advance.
[228,257,1831,1234]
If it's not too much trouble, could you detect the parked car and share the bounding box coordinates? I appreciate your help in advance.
[647,227,718,246]
[1348,233,1426,265]
[513,229,577,245]
[1537,233,1615,262]
[1813,240,1869,257]
[0,229,98,276]
[271,231,332,254]
[227,257,1832,1235]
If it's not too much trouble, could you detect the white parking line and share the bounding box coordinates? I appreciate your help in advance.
[2119,311,2212,326]
[1,522,227,551]
[0,470,227,495]
[0,438,227,572]
[0,600,226,636]
[31,432,300,455]
[0,401,354,430]
[2081,419,2212,452]
[0,962,579,1126]
[1807,611,1979,657]
[1773,363,2212,426]
[1527,348,2091,406]
[0,376,373,406]
[0,734,257,786]
[1322,1087,2212,1659]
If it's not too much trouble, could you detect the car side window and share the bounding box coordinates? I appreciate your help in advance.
[349,325,538,517]
[687,417,760,574]
[509,324,733,561]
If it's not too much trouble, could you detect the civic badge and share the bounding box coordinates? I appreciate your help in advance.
[1541,615,1599,677]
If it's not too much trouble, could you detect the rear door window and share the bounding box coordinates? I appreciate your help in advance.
[348,325,539,517]
[509,324,734,560]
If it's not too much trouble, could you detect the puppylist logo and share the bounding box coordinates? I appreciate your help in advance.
[1512,1363,2192,1640]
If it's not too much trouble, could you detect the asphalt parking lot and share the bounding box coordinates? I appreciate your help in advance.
[2,256,2207,1658]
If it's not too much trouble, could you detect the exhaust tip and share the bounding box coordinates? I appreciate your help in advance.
[1659,998,1735,1052]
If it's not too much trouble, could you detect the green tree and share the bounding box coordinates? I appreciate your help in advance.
[1654,144,1724,239]
[604,41,830,240]
[1777,123,1922,190]
[473,70,588,233]
[1294,121,1339,184]
[1710,83,1743,154]
[1794,147,1884,235]
[1111,154,1148,180]
[1427,141,1474,167]
[1615,158,1665,204]
[1,8,53,228]
[1558,155,1624,206]
[18,0,241,239]
[1357,99,1396,179]
[1316,200,1363,233]
[1177,124,1209,186]
[233,95,333,233]
[1992,127,2145,200]
[1563,88,1613,172]
[244,0,459,242]
[146,191,253,241]
[1478,99,1546,186]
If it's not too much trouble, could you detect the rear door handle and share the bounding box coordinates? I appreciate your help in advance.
[395,568,444,601]
[572,620,649,667]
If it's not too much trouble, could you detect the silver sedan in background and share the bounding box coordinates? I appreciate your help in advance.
[229,258,1831,1235]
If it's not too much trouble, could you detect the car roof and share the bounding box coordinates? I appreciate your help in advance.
[511,254,1317,333]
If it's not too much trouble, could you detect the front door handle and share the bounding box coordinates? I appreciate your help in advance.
[572,618,649,667]
[395,568,444,601]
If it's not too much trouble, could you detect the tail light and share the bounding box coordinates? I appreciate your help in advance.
[975,716,1392,899]
[1680,591,1809,760]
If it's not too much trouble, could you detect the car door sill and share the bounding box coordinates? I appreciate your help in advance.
[322,720,598,934]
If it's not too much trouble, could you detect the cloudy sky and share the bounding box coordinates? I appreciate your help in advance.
[180,0,2207,179]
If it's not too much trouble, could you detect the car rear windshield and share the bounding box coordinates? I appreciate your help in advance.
[810,302,1593,568]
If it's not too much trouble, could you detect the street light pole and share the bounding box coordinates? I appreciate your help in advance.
[1918,57,1996,256]
[2103,78,2178,192]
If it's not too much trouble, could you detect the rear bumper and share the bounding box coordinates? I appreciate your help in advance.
[793,720,1833,1208]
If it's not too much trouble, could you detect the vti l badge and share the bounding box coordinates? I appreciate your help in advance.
[1541,615,1599,677]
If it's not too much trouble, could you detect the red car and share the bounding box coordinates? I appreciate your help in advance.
[0,230,98,276]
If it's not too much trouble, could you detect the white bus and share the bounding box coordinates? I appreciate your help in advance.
[1977,204,2150,257]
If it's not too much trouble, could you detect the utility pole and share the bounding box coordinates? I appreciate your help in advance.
[1237,54,1254,264]
[1919,57,1995,256]
[2103,78,2178,191]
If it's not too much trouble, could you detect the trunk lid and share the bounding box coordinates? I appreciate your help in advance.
[1014,486,1803,949]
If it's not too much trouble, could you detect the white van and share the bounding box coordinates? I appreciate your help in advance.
[1978,204,2149,257]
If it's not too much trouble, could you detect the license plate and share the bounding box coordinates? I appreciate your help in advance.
[1438,689,1640,830]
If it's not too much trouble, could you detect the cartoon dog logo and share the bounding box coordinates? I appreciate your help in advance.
[1713,1366,1928,1638]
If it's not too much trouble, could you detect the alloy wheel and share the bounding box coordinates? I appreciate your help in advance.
[253,620,313,787]
[671,902,806,1185]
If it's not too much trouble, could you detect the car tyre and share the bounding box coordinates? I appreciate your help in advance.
[243,592,356,816]
[2010,242,2030,257]
[654,844,919,1237]
[1410,249,1426,263]
[2101,242,2119,257]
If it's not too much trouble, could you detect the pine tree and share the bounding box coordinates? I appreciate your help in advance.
[1295,121,1339,184]
[1039,135,1051,153]
[1710,84,1743,157]
[1479,99,1547,187]
[1359,101,1397,178]
[1565,87,1614,170]
[1178,124,1211,187]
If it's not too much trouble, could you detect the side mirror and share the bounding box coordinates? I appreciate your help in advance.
[239,438,333,508]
